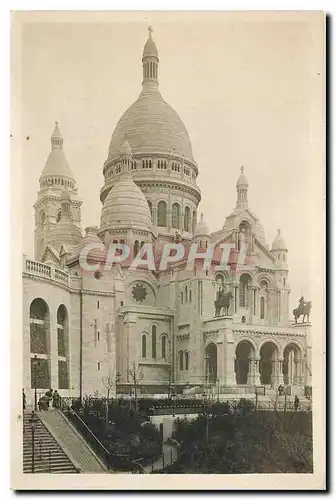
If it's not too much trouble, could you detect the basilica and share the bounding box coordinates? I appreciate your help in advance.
[23,29,312,403]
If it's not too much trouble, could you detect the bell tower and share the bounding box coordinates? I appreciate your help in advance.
[34,121,82,261]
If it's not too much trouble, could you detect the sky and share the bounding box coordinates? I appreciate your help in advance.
[15,11,324,313]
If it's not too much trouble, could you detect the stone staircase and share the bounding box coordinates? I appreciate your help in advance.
[38,409,107,473]
[23,410,79,474]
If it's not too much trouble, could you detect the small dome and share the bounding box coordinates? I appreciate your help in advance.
[272,229,287,251]
[120,140,132,157]
[237,165,248,188]
[100,173,152,231]
[143,28,158,58]
[52,215,82,252]
[69,226,106,263]
[194,213,209,236]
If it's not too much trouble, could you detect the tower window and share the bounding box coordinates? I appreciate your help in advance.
[97,331,100,341]
[152,325,157,359]
[179,351,184,371]
[185,352,189,371]
[97,362,100,371]
[283,278,286,286]
[260,297,265,319]
[184,206,191,232]
[278,254,280,260]
[97,301,99,309]
[142,334,147,358]
[283,254,286,261]
[172,203,180,229]
[157,201,167,227]
[57,210,61,223]
[161,335,167,360]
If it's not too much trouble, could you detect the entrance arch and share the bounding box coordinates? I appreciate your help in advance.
[283,343,303,385]
[259,342,279,385]
[235,340,255,384]
[205,343,217,384]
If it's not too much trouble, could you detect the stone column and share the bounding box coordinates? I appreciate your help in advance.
[167,209,172,231]
[216,340,224,383]
[278,358,284,385]
[247,356,254,384]
[50,308,58,390]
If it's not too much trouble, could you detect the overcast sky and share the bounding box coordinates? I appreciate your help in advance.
[16,11,324,313]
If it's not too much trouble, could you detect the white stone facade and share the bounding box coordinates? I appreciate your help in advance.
[22,30,312,404]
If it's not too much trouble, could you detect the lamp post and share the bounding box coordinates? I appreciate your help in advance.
[202,391,209,447]
[33,355,38,411]
[29,411,38,473]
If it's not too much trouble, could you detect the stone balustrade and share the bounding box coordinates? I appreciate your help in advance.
[24,257,70,286]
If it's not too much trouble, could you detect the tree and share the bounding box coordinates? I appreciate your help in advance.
[101,365,116,425]
[128,362,144,412]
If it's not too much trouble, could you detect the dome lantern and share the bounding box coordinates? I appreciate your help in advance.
[236,165,249,208]
[142,26,159,90]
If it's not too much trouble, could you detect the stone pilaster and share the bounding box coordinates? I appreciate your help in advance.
[50,308,58,390]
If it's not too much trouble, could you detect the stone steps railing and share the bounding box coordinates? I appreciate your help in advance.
[24,257,70,286]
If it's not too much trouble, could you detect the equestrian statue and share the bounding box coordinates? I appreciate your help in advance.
[293,296,312,324]
[214,288,233,317]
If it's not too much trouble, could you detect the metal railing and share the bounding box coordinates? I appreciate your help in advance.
[59,399,114,470]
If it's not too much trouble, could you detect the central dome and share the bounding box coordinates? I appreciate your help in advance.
[107,89,194,162]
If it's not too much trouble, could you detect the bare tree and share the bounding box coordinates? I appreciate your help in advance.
[101,365,116,425]
[128,362,144,412]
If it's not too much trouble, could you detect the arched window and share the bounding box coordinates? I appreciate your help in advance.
[179,351,184,371]
[192,211,197,232]
[189,289,192,302]
[185,285,188,303]
[142,334,147,358]
[184,206,191,232]
[152,325,157,358]
[172,203,180,229]
[157,201,167,227]
[134,240,140,256]
[161,335,167,359]
[185,352,189,371]
[239,274,251,308]
[30,298,50,389]
[260,297,265,319]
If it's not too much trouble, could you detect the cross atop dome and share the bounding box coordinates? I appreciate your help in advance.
[241,165,244,174]
[148,25,153,37]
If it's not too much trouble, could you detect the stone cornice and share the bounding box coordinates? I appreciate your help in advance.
[23,272,70,292]
[233,328,306,338]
